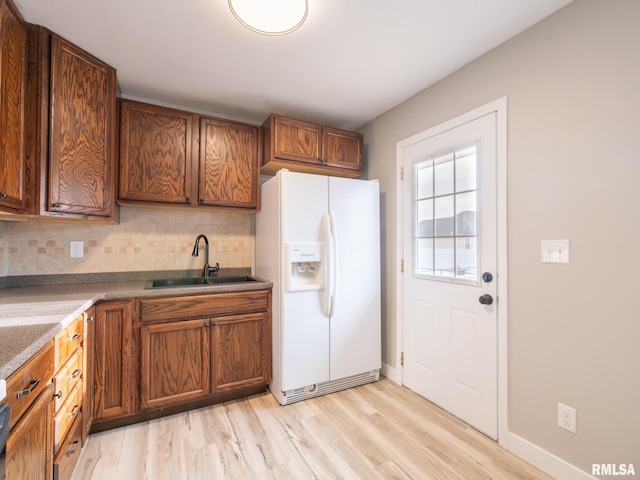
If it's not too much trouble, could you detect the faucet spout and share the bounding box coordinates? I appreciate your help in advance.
[192,234,219,277]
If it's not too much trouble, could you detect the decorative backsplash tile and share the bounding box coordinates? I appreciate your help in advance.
[3,207,253,276]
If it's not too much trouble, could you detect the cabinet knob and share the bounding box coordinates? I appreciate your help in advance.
[199,198,204,204]
[54,390,63,399]
[186,196,191,203]
[0,192,7,198]
[51,202,61,209]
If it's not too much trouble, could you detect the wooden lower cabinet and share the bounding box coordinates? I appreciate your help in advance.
[92,300,136,423]
[53,412,83,480]
[5,383,54,480]
[211,312,270,393]
[140,318,211,410]
[136,289,271,416]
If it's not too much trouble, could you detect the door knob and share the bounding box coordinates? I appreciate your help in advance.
[479,294,493,305]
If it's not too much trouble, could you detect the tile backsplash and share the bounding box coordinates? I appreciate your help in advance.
[2,207,253,277]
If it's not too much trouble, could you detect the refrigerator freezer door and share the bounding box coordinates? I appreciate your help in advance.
[328,177,382,380]
[280,172,331,390]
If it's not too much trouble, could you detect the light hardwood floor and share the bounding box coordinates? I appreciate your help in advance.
[72,378,553,480]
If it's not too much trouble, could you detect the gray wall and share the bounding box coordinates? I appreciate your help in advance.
[360,0,639,474]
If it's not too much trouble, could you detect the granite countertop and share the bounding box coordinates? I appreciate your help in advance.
[0,271,272,393]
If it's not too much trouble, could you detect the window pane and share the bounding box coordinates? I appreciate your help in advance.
[416,199,433,237]
[416,160,433,199]
[456,237,477,281]
[455,191,477,235]
[416,238,433,275]
[434,196,454,237]
[455,144,477,192]
[435,237,454,277]
[434,152,454,196]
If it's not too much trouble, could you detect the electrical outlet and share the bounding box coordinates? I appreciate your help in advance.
[70,241,84,258]
[558,402,577,433]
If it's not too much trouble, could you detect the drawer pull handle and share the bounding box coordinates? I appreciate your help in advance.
[70,369,82,379]
[54,390,63,399]
[68,333,81,342]
[67,404,80,417]
[67,440,80,456]
[16,379,39,398]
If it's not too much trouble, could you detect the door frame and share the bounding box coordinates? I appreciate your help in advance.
[395,97,509,445]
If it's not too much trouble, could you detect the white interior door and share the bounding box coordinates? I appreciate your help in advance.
[401,112,498,439]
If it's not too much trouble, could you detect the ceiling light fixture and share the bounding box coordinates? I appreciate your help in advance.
[228,0,308,36]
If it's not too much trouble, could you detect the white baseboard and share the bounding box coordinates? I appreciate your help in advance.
[507,432,597,480]
[381,362,400,383]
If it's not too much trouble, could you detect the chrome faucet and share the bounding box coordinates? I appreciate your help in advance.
[192,234,219,277]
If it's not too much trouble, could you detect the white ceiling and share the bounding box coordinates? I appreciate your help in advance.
[15,0,572,130]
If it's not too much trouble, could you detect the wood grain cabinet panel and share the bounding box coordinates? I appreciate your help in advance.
[0,0,29,213]
[199,117,259,209]
[119,100,195,204]
[211,312,270,393]
[82,306,95,444]
[92,300,136,423]
[4,340,54,430]
[140,319,211,410]
[261,113,363,177]
[4,383,54,480]
[118,98,260,211]
[46,34,116,217]
[138,289,271,413]
[32,28,117,221]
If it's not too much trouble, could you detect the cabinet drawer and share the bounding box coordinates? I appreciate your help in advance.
[53,412,83,480]
[5,340,54,430]
[53,381,82,452]
[140,290,269,323]
[55,314,84,369]
[52,348,83,413]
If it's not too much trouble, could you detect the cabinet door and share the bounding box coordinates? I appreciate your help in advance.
[199,117,259,209]
[140,319,210,410]
[93,300,136,421]
[5,383,54,480]
[46,33,117,217]
[322,127,363,172]
[0,0,28,212]
[81,306,95,444]
[119,100,195,205]
[272,114,322,165]
[211,312,270,393]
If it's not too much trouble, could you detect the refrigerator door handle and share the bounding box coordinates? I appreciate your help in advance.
[328,211,338,317]
[321,212,337,317]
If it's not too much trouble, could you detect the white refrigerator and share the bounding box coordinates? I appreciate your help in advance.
[255,170,381,405]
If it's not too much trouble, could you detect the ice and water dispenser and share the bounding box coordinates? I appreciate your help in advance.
[285,243,324,292]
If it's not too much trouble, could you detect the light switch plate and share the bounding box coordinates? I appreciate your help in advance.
[541,239,570,264]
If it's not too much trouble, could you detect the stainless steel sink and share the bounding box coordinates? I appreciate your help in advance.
[145,276,258,289]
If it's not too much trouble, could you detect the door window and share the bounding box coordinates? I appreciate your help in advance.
[413,142,479,283]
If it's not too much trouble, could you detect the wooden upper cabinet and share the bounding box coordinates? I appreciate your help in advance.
[119,100,195,204]
[34,28,118,221]
[46,34,117,217]
[118,99,260,211]
[261,113,363,178]
[0,0,29,213]
[199,117,259,209]
[323,126,363,171]
[270,115,322,165]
